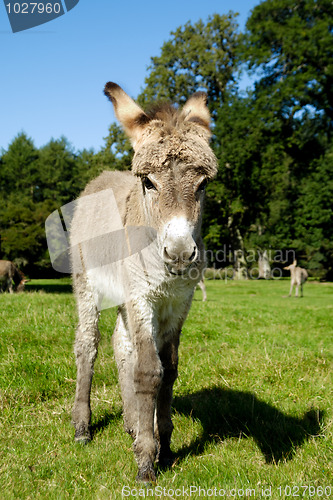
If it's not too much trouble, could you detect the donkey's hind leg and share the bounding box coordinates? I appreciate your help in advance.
[112,310,138,438]
[72,277,100,443]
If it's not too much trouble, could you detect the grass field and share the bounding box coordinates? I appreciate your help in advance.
[0,278,332,499]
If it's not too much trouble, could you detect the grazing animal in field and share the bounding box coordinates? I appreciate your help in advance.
[70,82,217,482]
[284,260,308,297]
[0,260,28,293]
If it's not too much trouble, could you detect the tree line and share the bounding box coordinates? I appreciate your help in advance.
[1,0,332,279]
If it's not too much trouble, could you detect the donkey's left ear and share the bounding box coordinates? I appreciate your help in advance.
[182,92,211,132]
[104,82,150,148]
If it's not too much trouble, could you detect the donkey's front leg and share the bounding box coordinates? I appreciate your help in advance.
[133,336,163,482]
[156,335,180,467]
[289,281,294,297]
[72,281,100,444]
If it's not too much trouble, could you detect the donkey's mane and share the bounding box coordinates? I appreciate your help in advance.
[145,102,180,126]
[145,100,209,131]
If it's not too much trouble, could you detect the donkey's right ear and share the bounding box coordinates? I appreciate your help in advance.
[104,82,150,148]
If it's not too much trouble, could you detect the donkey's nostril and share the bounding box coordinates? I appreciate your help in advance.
[163,247,176,262]
[189,247,198,262]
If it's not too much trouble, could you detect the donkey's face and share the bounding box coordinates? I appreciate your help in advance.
[284,259,297,271]
[138,157,207,274]
[104,83,218,275]
[16,279,27,292]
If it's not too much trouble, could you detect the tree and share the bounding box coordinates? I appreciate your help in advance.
[214,0,333,276]
[139,12,241,110]
[36,137,81,204]
[294,145,333,278]
[0,132,38,197]
[1,136,87,275]
[242,0,333,128]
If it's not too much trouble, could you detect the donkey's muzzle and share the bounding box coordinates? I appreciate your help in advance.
[162,217,199,274]
[163,245,198,265]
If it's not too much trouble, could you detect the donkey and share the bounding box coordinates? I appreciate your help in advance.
[284,260,308,297]
[70,82,217,482]
[0,260,28,293]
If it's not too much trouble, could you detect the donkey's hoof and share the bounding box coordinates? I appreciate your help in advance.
[75,435,91,445]
[136,465,156,483]
[74,425,91,445]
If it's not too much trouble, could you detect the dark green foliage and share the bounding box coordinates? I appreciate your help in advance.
[207,0,333,275]
[1,133,38,195]
[242,0,333,125]
[0,134,122,276]
[36,138,80,204]
[294,146,333,279]
[236,0,333,276]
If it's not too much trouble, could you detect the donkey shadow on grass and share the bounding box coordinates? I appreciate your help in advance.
[90,409,123,438]
[90,386,323,468]
[172,386,323,465]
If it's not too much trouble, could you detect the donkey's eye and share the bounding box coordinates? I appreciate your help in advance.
[196,179,208,193]
[142,177,157,191]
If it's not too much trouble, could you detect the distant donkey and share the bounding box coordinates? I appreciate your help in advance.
[70,83,217,482]
[284,260,308,297]
[0,260,28,293]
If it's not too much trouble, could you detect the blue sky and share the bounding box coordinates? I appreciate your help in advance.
[1,0,261,153]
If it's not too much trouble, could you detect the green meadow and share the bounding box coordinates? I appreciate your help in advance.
[0,279,332,499]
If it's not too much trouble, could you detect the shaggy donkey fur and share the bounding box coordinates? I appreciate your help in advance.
[70,83,218,482]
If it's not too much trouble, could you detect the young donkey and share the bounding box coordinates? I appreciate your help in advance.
[70,83,218,481]
[284,260,308,297]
